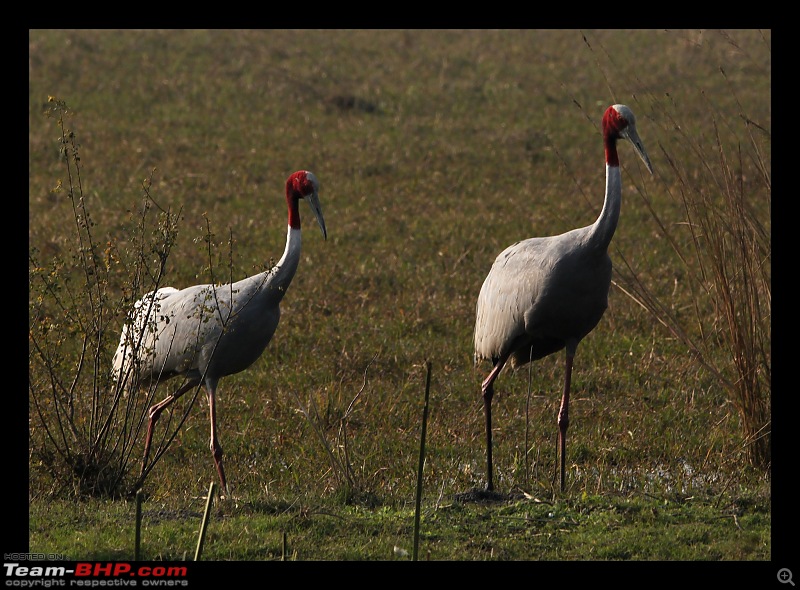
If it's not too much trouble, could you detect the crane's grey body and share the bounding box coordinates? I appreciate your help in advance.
[112,229,301,391]
[474,223,613,369]
[112,170,326,494]
[473,105,652,493]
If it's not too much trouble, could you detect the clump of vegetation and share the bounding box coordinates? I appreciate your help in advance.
[29,97,182,498]
[615,100,770,471]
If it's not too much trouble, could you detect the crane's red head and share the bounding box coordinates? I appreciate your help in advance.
[602,105,630,167]
[602,105,653,173]
[287,170,320,200]
[603,105,632,137]
[285,170,327,239]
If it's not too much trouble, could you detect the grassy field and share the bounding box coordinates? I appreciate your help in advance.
[26,29,772,574]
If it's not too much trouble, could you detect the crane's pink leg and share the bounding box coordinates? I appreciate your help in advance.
[141,380,198,480]
[557,353,574,492]
[205,380,228,494]
[481,352,510,492]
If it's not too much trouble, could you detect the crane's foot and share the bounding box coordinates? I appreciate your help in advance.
[211,442,228,498]
[216,475,229,499]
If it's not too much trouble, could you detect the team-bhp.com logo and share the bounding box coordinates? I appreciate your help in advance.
[4,562,189,586]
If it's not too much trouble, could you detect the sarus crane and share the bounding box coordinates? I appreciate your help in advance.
[473,104,653,493]
[112,170,327,495]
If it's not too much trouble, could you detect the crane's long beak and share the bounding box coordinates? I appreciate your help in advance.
[625,127,654,175]
[306,191,327,240]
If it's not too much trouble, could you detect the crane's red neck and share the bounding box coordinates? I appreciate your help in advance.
[287,196,302,230]
[603,106,628,168]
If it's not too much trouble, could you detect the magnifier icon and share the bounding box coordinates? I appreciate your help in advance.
[778,568,795,586]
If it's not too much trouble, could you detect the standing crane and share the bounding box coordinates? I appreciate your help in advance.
[112,170,327,495]
[473,104,653,493]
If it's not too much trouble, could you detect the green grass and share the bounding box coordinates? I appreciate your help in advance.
[30,490,769,561]
[27,29,771,566]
